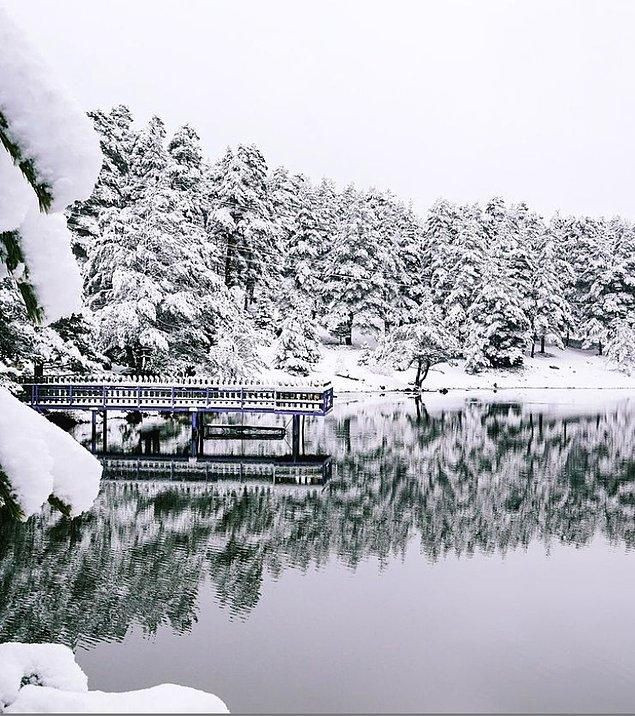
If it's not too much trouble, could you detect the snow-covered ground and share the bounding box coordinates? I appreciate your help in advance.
[264,344,635,393]
[0,643,229,714]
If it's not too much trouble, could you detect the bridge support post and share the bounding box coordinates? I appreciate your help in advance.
[292,414,302,461]
[90,409,97,454]
[190,410,201,458]
[199,412,206,454]
[101,410,108,454]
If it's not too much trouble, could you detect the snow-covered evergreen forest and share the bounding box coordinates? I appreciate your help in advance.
[2,104,634,386]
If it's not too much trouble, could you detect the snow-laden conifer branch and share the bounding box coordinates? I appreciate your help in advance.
[0,5,102,520]
[0,110,53,212]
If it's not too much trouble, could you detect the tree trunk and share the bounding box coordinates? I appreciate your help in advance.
[415,359,423,388]
[344,312,354,346]
[415,358,431,389]
[421,359,431,382]
[531,336,536,358]
[565,331,570,348]
[598,340,603,356]
[540,335,545,354]
[224,238,235,288]
[125,345,135,371]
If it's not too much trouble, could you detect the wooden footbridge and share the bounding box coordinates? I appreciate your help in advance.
[23,375,335,459]
[24,375,334,415]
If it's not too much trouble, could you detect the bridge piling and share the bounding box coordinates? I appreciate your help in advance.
[91,409,97,453]
[190,410,198,457]
[292,414,302,461]
[101,410,108,453]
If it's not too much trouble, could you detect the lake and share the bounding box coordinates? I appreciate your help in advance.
[1,392,635,713]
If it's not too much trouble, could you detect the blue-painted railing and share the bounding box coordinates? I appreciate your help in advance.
[23,377,334,417]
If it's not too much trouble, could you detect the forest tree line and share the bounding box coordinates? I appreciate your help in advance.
[1,104,634,384]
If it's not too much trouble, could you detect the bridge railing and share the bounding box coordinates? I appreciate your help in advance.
[23,379,334,416]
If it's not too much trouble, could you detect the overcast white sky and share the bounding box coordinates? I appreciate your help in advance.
[5,0,635,218]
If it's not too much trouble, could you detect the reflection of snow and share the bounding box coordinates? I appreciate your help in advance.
[1,397,634,640]
[0,642,228,713]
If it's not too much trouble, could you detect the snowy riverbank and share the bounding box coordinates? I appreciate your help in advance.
[263,345,635,393]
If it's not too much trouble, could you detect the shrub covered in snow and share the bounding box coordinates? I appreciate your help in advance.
[606,320,635,375]
[273,301,321,376]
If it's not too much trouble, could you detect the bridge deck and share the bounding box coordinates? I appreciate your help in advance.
[23,378,334,416]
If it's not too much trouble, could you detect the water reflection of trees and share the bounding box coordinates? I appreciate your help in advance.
[0,399,633,645]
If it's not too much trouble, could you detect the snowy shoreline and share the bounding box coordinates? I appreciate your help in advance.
[265,345,635,394]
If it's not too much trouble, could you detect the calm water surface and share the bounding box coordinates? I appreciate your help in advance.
[2,394,635,713]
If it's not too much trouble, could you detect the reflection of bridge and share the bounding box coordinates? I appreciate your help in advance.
[99,452,333,486]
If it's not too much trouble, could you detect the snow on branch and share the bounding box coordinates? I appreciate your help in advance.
[0,6,101,213]
[0,388,101,520]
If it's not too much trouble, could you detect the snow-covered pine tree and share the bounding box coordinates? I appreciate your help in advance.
[86,116,173,371]
[386,294,459,388]
[322,191,386,345]
[67,105,134,263]
[268,166,304,248]
[557,214,603,343]
[273,296,321,376]
[284,194,321,299]
[505,202,541,326]
[310,177,340,257]
[210,144,278,308]
[606,319,635,375]
[392,201,426,321]
[531,228,572,355]
[442,206,488,344]
[165,124,245,370]
[579,217,634,355]
[482,195,508,245]
[367,190,410,333]
[167,124,203,192]
[423,198,459,305]
[465,257,531,372]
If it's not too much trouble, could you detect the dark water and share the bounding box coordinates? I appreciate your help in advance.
[2,394,635,713]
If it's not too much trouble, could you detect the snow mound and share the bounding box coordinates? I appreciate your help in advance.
[7,683,230,714]
[0,643,88,710]
[0,643,229,714]
[18,208,83,324]
[0,6,101,211]
[0,388,101,518]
